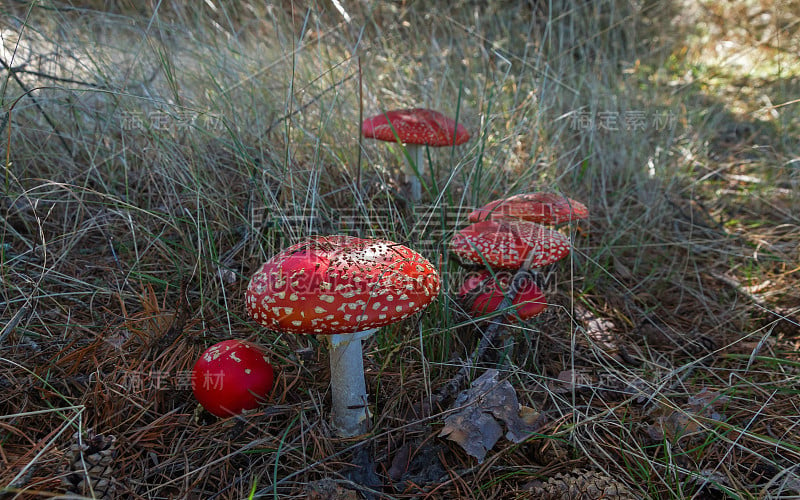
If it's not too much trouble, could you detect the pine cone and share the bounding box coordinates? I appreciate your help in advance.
[62,429,117,498]
[523,468,637,500]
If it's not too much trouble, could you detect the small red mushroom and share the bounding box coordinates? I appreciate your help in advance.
[468,192,589,225]
[246,235,440,436]
[191,339,275,418]
[362,108,470,201]
[459,270,547,320]
[450,219,571,269]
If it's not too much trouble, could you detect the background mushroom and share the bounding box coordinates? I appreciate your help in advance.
[362,108,470,202]
[468,192,589,225]
[245,235,440,437]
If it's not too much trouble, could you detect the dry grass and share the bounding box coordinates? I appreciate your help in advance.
[1,0,799,498]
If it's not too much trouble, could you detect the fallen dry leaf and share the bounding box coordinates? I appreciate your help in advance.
[647,388,730,445]
[439,370,540,462]
[439,408,503,462]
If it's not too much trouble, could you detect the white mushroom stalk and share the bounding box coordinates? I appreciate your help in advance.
[404,144,424,203]
[327,329,376,435]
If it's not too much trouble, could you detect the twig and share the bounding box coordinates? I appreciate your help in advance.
[432,250,540,406]
[5,63,106,88]
[0,303,31,345]
[0,56,73,155]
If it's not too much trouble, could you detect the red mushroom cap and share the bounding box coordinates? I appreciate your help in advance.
[468,192,589,225]
[362,108,470,147]
[459,270,547,320]
[191,339,274,417]
[246,235,441,335]
[450,220,571,269]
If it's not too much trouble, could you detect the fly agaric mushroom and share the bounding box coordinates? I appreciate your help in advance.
[450,219,571,270]
[245,235,440,437]
[362,108,470,202]
[468,192,589,225]
[459,270,547,320]
[191,339,275,418]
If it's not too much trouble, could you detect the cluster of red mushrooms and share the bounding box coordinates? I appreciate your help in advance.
[188,108,588,442]
[451,192,589,322]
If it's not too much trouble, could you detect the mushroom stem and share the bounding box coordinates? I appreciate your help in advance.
[327,329,376,437]
[404,144,423,202]
[433,253,541,406]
